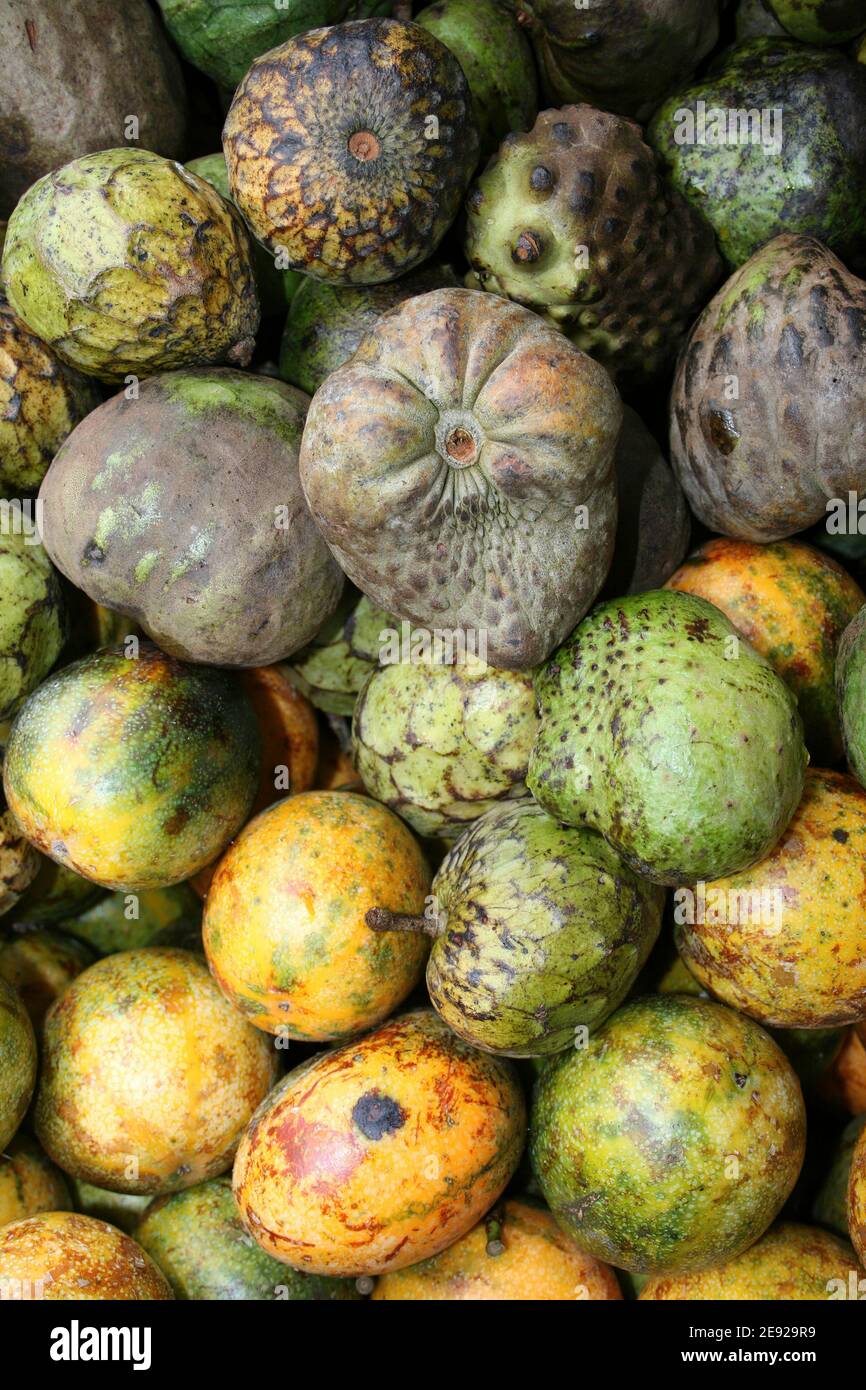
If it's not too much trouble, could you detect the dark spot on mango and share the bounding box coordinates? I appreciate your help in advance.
[352,1091,407,1141]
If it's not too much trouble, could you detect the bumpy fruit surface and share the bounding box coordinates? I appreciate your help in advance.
[134,1177,361,1301]
[35,948,279,1195]
[233,1009,526,1276]
[301,288,621,670]
[0,530,66,720]
[372,1199,621,1300]
[666,536,864,762]
[2,149,259,381]
[640,1223,859,1299]
[204,792,430,1040]
[531,995,806,1274]
[288,591,394,715]
[0,1135,72,1227]
[528,590,807,885]
[464,104,722,381]
[39,369,344,667]
[3,643,261,891]
[676,770,866,1029]
[224,19,479,284]
[0,976,36,1149]
[0,1212,173,1299]
[353,656,539,840]
[669,235,866,542]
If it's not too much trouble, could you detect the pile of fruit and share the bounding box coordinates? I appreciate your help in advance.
[1,0,866,1303]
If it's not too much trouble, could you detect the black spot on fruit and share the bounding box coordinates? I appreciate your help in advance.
[352,1091,407,1140]
[832,828,849,843]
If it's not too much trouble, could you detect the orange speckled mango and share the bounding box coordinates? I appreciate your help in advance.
[0,1136,72,1226]
[233,1008,526,1277]
[203,791,430,1040]
[850,1125,866,1267]
[372,1200,621,1300]
[640,1223,861,1300]
[34,948,279,1195]
[666,537,864,762]
[676,769,866,1028]
[0,1212,172,1299]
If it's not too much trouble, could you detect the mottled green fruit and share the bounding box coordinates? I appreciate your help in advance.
[836,606,866,788]
[768,0,866,44]
[13,859,107,924]
[812,1115,866,1236]
[134,1177,362,1300]
[353,657,539,841]
[0,976,37,1149]
[2,148,259,382]
[69,1179,151,1235]
[39,369,344,668]
[528,591,807,886]
[63,884,202,956]
[464,104,722,381]
[373,800,664,1057]
[416,0,537,158]
[530,995,806,1274]
[0,530,66,720]
[156,1,390,90]
[186,154,302,316]
[649,40,866,269]
[288,590,394,715]
[279,263,459,396]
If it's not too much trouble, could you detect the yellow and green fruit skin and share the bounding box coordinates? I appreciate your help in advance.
[203,791,430,1041]
[287,590,395,715]
[1,148,259,382]
[0,928,95,1035]
[0,1135,72,1227]
[640,1222,861,1299]
[3,642,261,891]
[0,975,36,1149]
[530,995,806,1275]
[34,948,279,1196]
[134,1177,362,1301]
[62,883,202,956]
[425,800,665,1056]
[813,1115,866,1237]
[0,1211,173,1299]
[0,529,66,721]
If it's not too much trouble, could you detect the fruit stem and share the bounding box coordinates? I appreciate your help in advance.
[485,1210,506,1257]
[365,907,437,937]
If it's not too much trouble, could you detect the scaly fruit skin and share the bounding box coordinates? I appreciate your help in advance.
[3,643,261,892]
[666,537,864,763]
[0,1212,173,1299]
[813,1115,866,1236]
[301,289,621,670]
[501,1,720,121]
[836,605,866,787]
[134,1177,362,1301]
[288,591,395,715]
[669,236,866,542]
[39,369,344,668]
[233,1008,526,1277]
[0,530,66,720]
[157,0,391,90]
[416,0,538,159]
[279,263,459,396]
[640,1223,859,1299]
[353,657,539,841]
[0,302,100,495]
[2,148,259,382]
[203,792,430,1040]
[649,41,866,269]
[224,19,480,285]
[849,1123,866,1265]
[59,884,201,956]
[0,803,39,918]
[464,105,722,382]
[0,977,36,1148]
[528,590,807,886]
[0,928,95,1035]
[768,0,866,45]
[678,767,866,1028]
[0,1136,72,1227]
[531,995,806,1275]
[35,948,279,1196]
[602,406,690,598]
[372,1199,622,1300]
[422,800,665,1056]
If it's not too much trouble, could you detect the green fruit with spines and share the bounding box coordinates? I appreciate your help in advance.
[2,148,259,383]
[527,590,807,886]
[0,975,36,1149]
[288,590,395,716]
[530,994,806,1274]
[648,39,866,269]
[0,529,66,721]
